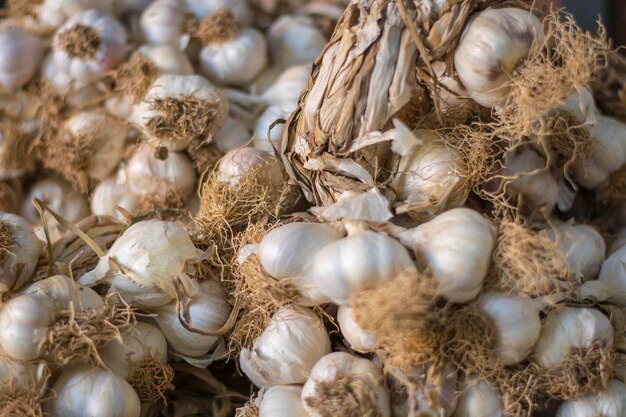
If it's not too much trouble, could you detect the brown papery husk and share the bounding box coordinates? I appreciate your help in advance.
[0,221,14,265]
[196,9,239,44]
[0,182,20,213]
[492,363,550,417]
[127,357,175,405]
[5,0,42,18]
[304,376,381,417]
[135,181,185,214]
[0,122,34,175]
[592,51,626,123]
[187,140,223,175]
[114,52,158,104]
[0,361,48,417]
[596,164,626,206]
[57,24,101,59]
[234,397,259,417]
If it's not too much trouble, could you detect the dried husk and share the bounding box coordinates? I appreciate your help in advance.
[592,51,626,123]
[0,363,48,417]
[0,182,20,213]
[114,52,158,104]
[304,376,382,417]
[127,357,175,405]
[234,396,259,417]
[0,121,35,178]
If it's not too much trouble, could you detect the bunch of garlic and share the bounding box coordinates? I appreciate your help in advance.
[0,212,42,295]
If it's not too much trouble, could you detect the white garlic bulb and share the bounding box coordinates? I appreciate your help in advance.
[253,104,291,152]
[268,15,326,69]
[79,219,202,309]
[312,228,415,306]
[454,8,543,108]
[398,208,496,303]
[136,44,194,75]
[557,379,626,417]
[213,117,251,153]
[337,306,377,352]
[479,292,541,365]
[258,385,309,417]
[90,175,140,222]
[23,274,104,311]
[183,0,253,24]
[0,212,42,295]
[0,23,43,93]
[52,9,127,86]
[131,74,228,150]
[217,147,283,191]
[532,307,613,370]
[579,244,626,307]
[44,363,141,417]
[126,145,197,200]
[453,380,504,417]
[240,304,331,387]
[259,64,311,108]
[140,0,191,47]
[154,279,231,358]
[0,354,45,396]
[35,0,115,31]
[301,351,391,417]
[259,222,342,306]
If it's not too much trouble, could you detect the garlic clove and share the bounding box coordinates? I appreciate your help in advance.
[453,379,504,417]
[337,306,377,352]
[579,243,626,307]
[217,147,283,192]
[258,385,309,417]
[267,15,327,69]
[0,212,42,295]
[0,22,44,93]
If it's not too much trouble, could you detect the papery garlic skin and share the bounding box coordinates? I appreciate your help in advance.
[258,385,309,417]
[44,363,141,417]
[184,0,253,24]
[0,212,42,295]
[0,23,43,93]
[239,304,331,387]
[140,0,191,47]
[312,229,415,306]
[268,15,326,69]
[213,117,251,153]
[579,244,626,307]
[90,175,139,222]
[337,306,377,352]
[253,105,291,153]
[453,380,504,417]
[454,8,543,108]
[217,147,283,191]
[137,44,194,75]
[556,379,626,417]
[479,292,541,365]
[301,351,391,417]
[154,279,231,357]
[533,307,613,370]
[399,208,496,303]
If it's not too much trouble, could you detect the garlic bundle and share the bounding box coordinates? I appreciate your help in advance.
[579,243,626,307]
[240,304,331,387]
[78,219,201,309]
[253,105,291,152]
[258,385,309,417]
[312,227,415,306]
[453,379,504,417]
[197,11,268,87]
[136,44,195,75]
[44,363,141,417]
[154,279,231,358]
[183,0,253,24]
[131,74,228,150]
[267,15,326,69]
[217,147,283,192]
[454,8,543,108]
[53,9,127,87]
[213,117,251,153]
[478,292,541,365]
[398,208,497,303]
[337,306,377,352]
[301,351,391,417]
[557,379,626,417]
[140,0,192,47]
[0,212,42,295]
[90,175,139,222]
[259,222,342,306]
[0,23,43,93]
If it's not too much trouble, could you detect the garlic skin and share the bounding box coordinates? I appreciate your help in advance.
[53,10,127,86]
[90,175,140,222]
[184,0,253,24]
[100,321,168,378]
[268,15,326,69]
[453,380,504,417]
[0,212,42,295]
[258,385,309,417]
[479,292,541,365]
[0,355,45,396]
[398,208,496,303]
[259,222,342,306]
[0,23,43,93]
[337,306,377,352]
[140,0,191,47]
[579,244,626,307]
[253,104,291,152]
[240,304,331,388]
[312,229,415,306]
[126,145,197,200]
[532,307,613,370]
[556,379,626,417]
[259,64,311,108]
[217,147,283,191]
[301,351,391,417]
[154,279,231,358]
[44,363,141,417]
[137,44,194,75]
[199,27,268,87]
[213,117,251,153]
[454,8,543,108]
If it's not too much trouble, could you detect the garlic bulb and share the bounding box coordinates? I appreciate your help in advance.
[478,292,541,365]
[0,354,45,395]
[259,222,342,306]
[183,0,253,24]
[579,244,626,307]
[213,117,251,153]
[140,0,192,47]
[240,304,331,387]
[217,147,283,191]
[44,363,141,417]
[0,23,43,93]
[90,175,139,222]
[0,212,42,295]
[557,379,626,417]
[532,307,613,370]
[301,351,391,417]
[253,105,291,152]
[79,219,201,309]
[543,223,605,282]
[53,9,127,86]
[126,145,197,200]
[259,64,311,108]
[34,0,115,31]
[258,385,309,417]
[312,228,415,306]
[337,306,377,352]
[397,208,496,303]
[268,15,326,69]
[454,8,543,108]
[453,380,504,417]
[154,279,231,358]
[131,74,228,150]
[136,44,194,75]
[389,365,458,417]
